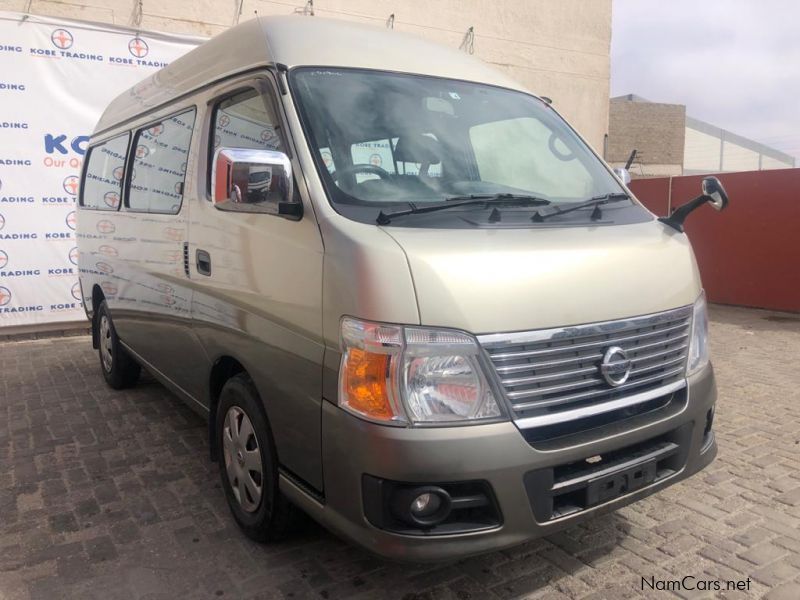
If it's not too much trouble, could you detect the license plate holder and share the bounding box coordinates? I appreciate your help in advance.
[586,459,658,506]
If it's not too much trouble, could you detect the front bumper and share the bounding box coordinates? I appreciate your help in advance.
[281,364,717,562]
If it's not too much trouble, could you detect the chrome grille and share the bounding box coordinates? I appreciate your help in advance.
[478,306,692,428]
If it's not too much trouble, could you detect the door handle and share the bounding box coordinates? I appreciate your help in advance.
[196,249,211,276]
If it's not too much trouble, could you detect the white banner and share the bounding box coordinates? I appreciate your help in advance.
[0,12,203,329]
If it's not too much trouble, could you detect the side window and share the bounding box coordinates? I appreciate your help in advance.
[127,108,196,214]
[80,134,128,210]
[212,88,282,153]
[470,117,593,199]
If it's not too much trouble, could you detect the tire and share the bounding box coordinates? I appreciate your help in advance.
[216,373,295,542]
[96,300,141,390]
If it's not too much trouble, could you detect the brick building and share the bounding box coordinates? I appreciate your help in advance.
[608,94,795,178]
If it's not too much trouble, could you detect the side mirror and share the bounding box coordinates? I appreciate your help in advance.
[702,176,729,211]
[211,148,302,220]
[658,176,729,232]
[612,167,631,185]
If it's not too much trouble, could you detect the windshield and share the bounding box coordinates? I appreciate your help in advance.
[290,68,651,228]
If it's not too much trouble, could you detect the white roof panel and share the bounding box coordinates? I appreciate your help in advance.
[95,16,527,134]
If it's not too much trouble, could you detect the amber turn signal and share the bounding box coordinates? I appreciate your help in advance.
[341,348,395,420]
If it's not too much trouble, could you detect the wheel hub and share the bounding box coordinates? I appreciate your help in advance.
[222,405,263,513]
[99,315,113,372]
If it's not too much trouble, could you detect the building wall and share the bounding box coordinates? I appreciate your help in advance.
[762,155,791,170]
[683,126,722,173]
[684,119,795,175]
[1,0,612,149]
[607,99,686,177]
[721,140,760,173]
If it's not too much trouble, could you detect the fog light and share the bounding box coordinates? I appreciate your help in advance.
[390,486,451,527]
[411,492,441,517]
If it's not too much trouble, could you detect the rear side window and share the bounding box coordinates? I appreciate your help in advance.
[127,108,196,214]
[80,134,129,210]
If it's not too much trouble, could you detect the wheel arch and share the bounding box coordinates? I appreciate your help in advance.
[208,355,247,461]
[90,284,105,349]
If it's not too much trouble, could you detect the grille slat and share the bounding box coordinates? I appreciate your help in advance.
[496,352,605,373]
[501,364,598,387]
[509,365,686,412]
[478,306,692,427]
[506,375,604,400]
[487,319,690,362]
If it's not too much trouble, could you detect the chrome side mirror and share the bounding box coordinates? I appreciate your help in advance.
[702,176,728,211]
[211,148,301,219]
[613,167,631,185]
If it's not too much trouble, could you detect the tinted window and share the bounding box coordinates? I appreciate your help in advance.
[212,89,282,153]
[127,108,196,214]
[81,134,128,210]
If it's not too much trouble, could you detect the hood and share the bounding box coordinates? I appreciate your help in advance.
[382,221,702,334]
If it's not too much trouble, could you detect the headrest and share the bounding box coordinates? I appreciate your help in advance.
[393,133,441,165]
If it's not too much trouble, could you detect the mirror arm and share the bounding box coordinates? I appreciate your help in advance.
[278,200,303,221]
[658,195,710,232]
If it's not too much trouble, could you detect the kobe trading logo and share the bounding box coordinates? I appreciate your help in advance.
[0,286,10,307]
[51,29,74,50]
[103,192,120,209]
[0,213,5,231]
[63,175,80,196]
[0,250,8,270]
[97,220,115,234]
[128,37,149,58]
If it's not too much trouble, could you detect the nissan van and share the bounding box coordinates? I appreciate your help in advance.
[77,16,724,561]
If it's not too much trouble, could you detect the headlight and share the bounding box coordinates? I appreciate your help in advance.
[687,291,709,376]
[339,317,503,426]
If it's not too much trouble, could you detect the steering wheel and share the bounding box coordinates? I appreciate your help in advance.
[548,132,576,162]
[332,163,391,183]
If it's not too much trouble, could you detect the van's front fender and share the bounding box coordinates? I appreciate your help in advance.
[319,215,420,401]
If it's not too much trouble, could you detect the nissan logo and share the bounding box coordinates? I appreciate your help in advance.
[599,346,632,387]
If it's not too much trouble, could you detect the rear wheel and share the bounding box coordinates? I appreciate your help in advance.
[96,300,140,389]
[216,374,295,542]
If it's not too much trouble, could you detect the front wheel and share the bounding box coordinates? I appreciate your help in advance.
[96,300,140,389]
[216,374,295,542]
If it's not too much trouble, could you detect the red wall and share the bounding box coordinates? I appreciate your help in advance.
[630,169,800,313]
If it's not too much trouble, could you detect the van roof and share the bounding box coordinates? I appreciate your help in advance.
[94,15,528,134]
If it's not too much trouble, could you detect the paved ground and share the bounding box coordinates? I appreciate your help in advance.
[0,305,799,600]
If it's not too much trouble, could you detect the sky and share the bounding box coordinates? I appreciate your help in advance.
[611,0,800,160]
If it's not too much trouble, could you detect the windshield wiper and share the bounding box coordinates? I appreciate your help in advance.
[530,192,631,223]
[376,193,550,225]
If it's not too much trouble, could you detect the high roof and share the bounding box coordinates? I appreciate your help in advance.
[95,15,527,134]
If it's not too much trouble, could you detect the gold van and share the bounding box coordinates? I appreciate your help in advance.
[77,16,724,561]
